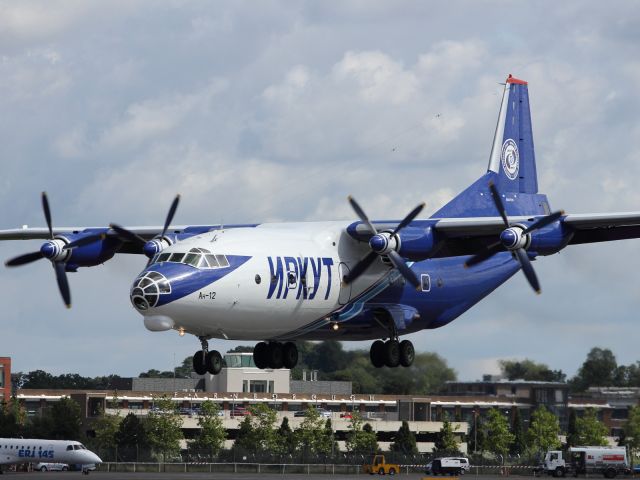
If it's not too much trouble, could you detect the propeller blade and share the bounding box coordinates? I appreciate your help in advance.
[348,195,378,235]
[488,182,509,227]
[514,248,541,294]
[387,250,421,289]
[109,224,146,246]
[6,251,44,267]
[161,194,181,238]
[522,210,564,235]
[393,202,426,235]
[53,261,72,308]
[464,241,502,268]
[343,251,378,285]
[42,192,53,239]
[63,233,106,250]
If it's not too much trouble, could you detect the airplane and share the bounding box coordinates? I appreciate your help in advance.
[2,74,640,376]
[0,438,101,473]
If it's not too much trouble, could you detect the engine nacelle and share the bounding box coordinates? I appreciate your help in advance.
[527,222,573,255]
[395,226,438,261]
[58,230,121,268]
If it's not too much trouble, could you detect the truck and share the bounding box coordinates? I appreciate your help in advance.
[363,455,400,475]
[542,446,630,478]
[428,457,470,475]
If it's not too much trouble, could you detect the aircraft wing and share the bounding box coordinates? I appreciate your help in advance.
[431,212,640,255]
[0,225,194,241]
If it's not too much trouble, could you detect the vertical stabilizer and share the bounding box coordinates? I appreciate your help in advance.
[432,74,548,218]
[487,75,538,194]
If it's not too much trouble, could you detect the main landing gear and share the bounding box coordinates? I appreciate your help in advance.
[253,341,299,370]
[370,339,415,368]
[193,337,223,375]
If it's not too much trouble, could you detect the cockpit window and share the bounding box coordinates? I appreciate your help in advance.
[66,445,73,451]
[152,248,229,270]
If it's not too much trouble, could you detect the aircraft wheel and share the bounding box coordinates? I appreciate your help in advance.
[253,342,269,369]
[268,342,284,369]
[282,342,298,369]
[370,340,386,368]
[399,340,415,367]
[193,350,207,375]
[384,340,400,368]
[206,350,223,375]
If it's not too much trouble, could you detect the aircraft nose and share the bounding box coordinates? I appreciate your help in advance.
[130,270,172,311]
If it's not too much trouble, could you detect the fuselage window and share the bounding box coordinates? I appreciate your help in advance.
[420,274,431,292]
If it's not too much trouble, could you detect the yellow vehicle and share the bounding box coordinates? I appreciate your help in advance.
[363,455,400,475]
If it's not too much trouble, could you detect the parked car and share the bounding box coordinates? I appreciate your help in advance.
[229,406,249,417]
[35,463,69,472]
[294,408,331,418]
[340,412,353,419]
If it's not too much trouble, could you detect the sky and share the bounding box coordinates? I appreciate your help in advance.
[1,1,639,381]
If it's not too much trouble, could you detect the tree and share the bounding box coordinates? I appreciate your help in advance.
[510,408,527,456]
[92,408,121,456]
[275,417,295,456]
[527,406,560,454]
[571,348,618,391]
[434,416,460,453]
[146,396,184,461]
[51,397,82,440]
[234,403,278,453]
[0,399,25,437]
[390,420,418,455]
[622,406,640,459]
[294,407,330,459]
[499,359,566,382]
[190,400,226,457]
[116,412,148,461]
[483,409,514,461]
[566,409,579,447]
[345,412,378,455]
[575,409,608,446]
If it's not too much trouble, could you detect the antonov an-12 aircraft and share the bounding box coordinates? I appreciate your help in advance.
[0,438,101,473]
[2,75,640,375]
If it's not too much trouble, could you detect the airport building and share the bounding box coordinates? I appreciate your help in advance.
[0,357,10,401]
[9,352,640,451]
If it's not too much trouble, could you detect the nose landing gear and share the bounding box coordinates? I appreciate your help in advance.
[192,337,223,375]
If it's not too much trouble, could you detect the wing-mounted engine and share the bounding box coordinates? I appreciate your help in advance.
[343,196,433,289]
[110,195,181,258]
[4,193,119,307]
[527,221,573,255]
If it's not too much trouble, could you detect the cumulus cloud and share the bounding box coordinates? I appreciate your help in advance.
[1,1,639,378]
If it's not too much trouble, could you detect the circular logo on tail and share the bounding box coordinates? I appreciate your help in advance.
[501,139,519,180]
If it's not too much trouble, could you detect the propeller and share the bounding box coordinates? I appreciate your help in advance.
[343,196,425,289]
[4,192,83,308]
[110,194,180,257]
[464,182,564,294]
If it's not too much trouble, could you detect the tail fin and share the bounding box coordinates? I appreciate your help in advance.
[487,74,538,194]
[433,74,548,218]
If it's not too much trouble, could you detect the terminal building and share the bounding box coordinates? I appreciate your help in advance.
[0,357,10,402]
[9,353,640,451]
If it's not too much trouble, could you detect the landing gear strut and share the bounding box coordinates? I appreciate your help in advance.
[192,337,223,375]
[253,341,298,369]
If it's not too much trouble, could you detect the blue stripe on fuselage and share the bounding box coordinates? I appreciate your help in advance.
[142,255,251,307]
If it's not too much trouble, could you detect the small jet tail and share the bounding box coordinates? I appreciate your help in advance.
[433,74,550,218]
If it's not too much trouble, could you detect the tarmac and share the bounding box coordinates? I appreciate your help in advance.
[0,473,534,480]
